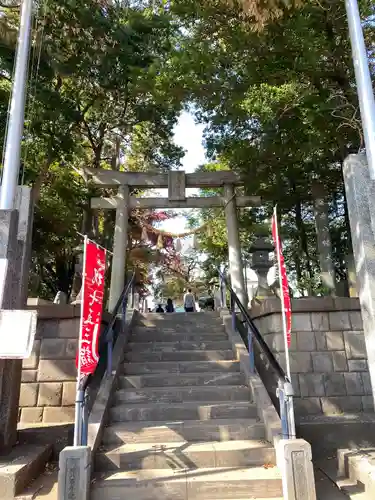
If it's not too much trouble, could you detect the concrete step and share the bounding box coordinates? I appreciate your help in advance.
[127,341,231,352]
[123,360,241,375]
[15,468,58,500]
[110,401,257,422]
[102,419,265,445]
[119,372,245,389]
[314,467,354,500]
[131,330,227,343]
[139,312,221,323]
[134,326,224,334]
[114,386,250,405]
[133,324,224,332]
[90,466,283,500]
[124,350,235,363]
[315,458,365,499]
[0,444,52,499]
[338,448,375,499]
[95,440,276,471]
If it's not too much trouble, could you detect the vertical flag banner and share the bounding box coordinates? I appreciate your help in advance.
[271,207,292,348]
[76,238,106,375]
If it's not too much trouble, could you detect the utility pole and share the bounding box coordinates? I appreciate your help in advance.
[345,0,375,179]
[0,0,35,452]
[0,0,33,209]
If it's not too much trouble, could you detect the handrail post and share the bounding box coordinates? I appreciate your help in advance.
[219,268,227,308]
[230,294,236,332]
[219,271,223,307]
[81,388,89,446]
[73,385,84,446]
[122,295,128,330]
[247,324,255,373]
[277,380,289,439]
[106,326,114,376]
[284,381,296,439]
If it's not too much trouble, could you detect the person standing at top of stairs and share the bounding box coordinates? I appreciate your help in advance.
[184,288,196,312]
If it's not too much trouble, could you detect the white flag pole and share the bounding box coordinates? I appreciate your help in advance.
[273,207,291,379]
[74,235,88,446]
[273,207,296,438]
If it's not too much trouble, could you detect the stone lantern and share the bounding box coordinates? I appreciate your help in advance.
[249,237,274,298]
[70,243,84,304]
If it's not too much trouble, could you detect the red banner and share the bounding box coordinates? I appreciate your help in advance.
[271,209,292,348]
[76,239,106,375]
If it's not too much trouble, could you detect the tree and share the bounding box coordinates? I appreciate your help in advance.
[0,0,186,299]
[153,275,186,301]
[169,0,374,294]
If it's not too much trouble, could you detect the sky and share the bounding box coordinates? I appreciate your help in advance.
[158,111,206,234]
[148,110,259,302]
[174,111,206,175]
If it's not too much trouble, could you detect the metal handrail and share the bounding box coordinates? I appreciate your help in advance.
[104,271,136,340]
[80,271,136,390]
[75,271,136,446]
[219,270,295,439]
[220,272,288,383]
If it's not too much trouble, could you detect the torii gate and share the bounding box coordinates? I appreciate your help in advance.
[83,168,261,311]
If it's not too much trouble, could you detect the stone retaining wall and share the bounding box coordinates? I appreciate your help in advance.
[251,297,372,418]
[19,305,109,425]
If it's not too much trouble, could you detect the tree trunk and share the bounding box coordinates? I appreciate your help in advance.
[81,202,93,236]
[295,198,313,295]
[293,250,304,296]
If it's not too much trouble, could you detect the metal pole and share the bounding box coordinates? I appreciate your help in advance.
[231,294,236,332]
[0,0,33,209]
[273,207,296,438]
[106,327,113,375]
[247,324,255,373]
[219,272,224,308]
[273,209,292,380]
[345,0,375,179]
[285,381,296,439]
[74,236,87,445]
[73,388,84,446]
[277,381,289,439]
[81,389,89,446]
[220,264,227,308]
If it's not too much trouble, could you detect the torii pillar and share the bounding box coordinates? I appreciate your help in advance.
[224,184,248,308]
[108,185,129,312]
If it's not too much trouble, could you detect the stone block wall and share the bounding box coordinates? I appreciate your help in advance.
[19,305,110,425]
[251,297,372,418]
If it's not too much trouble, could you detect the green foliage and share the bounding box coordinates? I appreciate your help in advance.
[1,0,373,298]
[0,0,185,299]
[153,275,187,302]
[30,165,88,297]
[172,0,374,294]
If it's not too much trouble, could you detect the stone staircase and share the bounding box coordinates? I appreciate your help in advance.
[91,312,283,499]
